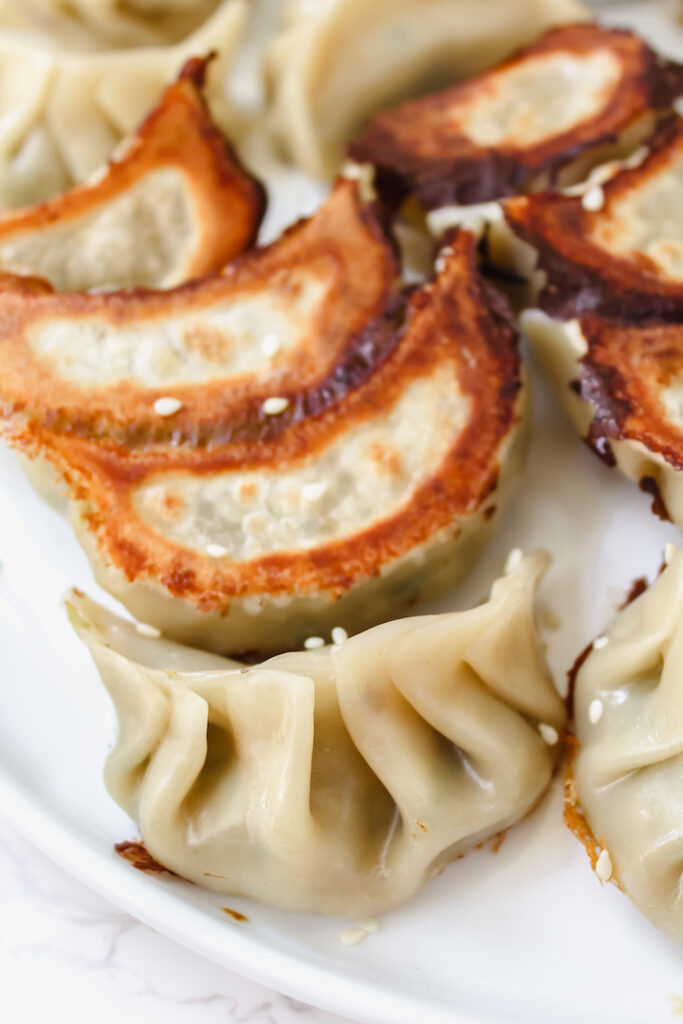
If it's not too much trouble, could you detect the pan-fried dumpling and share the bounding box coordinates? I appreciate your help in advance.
[0,58,264,291]
[68,551,566,917]
[521,308,683,529]
[265,0,590,180]
[570,547,683,943]
[0,184,525,654]
[503,116,683,319]
[0,0,224,49]
[353,24,683,227]
[0,0,246,208]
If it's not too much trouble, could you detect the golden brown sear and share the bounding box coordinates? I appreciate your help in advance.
[0,180,523,651]
[505,116,683,318]
[349,24,683,211]
[0,56,265,291]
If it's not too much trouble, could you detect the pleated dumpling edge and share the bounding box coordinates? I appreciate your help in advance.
[67,550,566,918]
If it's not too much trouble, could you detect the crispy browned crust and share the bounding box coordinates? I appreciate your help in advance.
[0,179,397,444]
[7,225,521,608]
[567,314,683,480]
[0,56,265,280]
[349,24,683,210]
[505,117,683,318]
[115,840,177,876]
[564,738,624,892]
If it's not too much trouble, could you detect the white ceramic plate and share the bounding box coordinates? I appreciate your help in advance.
[1,3,682,1023]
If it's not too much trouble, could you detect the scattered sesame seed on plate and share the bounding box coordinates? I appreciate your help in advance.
[596,848,613,883]
[538,723,559,746]
[262,396,289,415]
[339,928,368,947]
[581,185,605,212]
[304,636,325,650]
[302,481,328,502]
[206,543,228,558]
[153,396,183,417]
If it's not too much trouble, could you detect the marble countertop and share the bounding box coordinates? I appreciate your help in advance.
[0,814,354,1024]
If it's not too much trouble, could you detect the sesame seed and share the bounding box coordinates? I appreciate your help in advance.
[339,928,368,947]
[588,699,604,725]
[332,626,348,645]
[674,95,683,118]
[153,396,182,417]
[304,636,325,650]
[261,333,281,358]
[242,596,262,615]
[664,541,676,565]
[206,543,228,558]
[564,319,588,357]
[596,848,613,883]
[593,635,608,650]
[262,396,289,416]
[357,918,379,933]
[302,481,328,503]
[582,186,605,212]
[136,622,161,638]
[504,548,523,574]
[539,723,559,746]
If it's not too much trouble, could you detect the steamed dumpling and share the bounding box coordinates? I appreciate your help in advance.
[69,551,566,917]
[0,0,246,207]
[265,0,590,180]
[571,547,683,943]
[0,0,225,50]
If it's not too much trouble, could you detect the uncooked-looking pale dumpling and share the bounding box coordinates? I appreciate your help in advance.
[265,0,590,180]
[68,551,566,917]
[0,0,246,208]
[571,548,683,944]
[0,57,264,291]
[0,0,225,50]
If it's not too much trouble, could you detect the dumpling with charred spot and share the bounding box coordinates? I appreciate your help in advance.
[0,56,265,293]
[348,24,683,242]
[68,551,566,917]
[569,547,683,944]
[266,0,590,181]
[0,181,526,654]
[0,0,246,208]
[501,116,683,319]
[522,306,683,529]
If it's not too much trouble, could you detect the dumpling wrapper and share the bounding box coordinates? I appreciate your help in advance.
[0,186,525,654]
[501,116,683,319]
[265,0,590,180]
[0,0,224,49]
[68,551,566,918]
[0,0,246,207]
[571,547,683,944]
[0,56,265,292]
[353,23,683,228]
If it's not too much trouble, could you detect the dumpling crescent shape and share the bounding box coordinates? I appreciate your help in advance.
[0,56,265,292]
[351,23,683,215]
[265,0,590,180]
[503,116,683,319]
[0,181,525,654]
[68,551,566,918]
[570,548,683,944]
[0,0,246,207]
